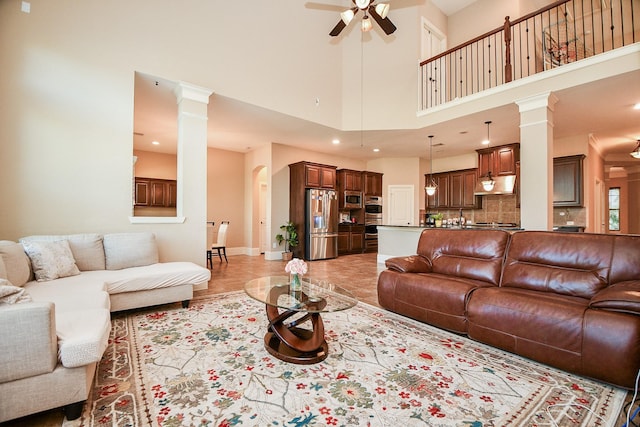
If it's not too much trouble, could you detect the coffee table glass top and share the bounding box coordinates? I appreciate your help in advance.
[244,276,357,314]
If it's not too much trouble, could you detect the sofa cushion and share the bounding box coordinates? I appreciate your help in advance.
[102,261,210,294]
[21,240,81,282]
[20,234,106,271]
[0,240,31,287]
[502,231,613,299]
[416,229,510,286]
[24,276,110,312]
[56,308,111,368]
[0,280,32,304]
[103,232,158,270]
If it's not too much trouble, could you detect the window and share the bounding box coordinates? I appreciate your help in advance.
[608,187,620,231]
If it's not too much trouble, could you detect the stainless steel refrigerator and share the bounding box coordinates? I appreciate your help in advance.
[305,188,339,260]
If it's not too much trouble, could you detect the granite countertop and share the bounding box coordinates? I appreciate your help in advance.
[380,224,524,231]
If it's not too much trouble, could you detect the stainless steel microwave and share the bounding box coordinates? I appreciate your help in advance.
[344,191,363,209]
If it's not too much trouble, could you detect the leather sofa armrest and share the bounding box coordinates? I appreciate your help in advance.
[590,281,640,315]
[385,255,431,273]
[0,302,58,383]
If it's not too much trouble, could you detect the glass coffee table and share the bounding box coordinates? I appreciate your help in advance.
[245,276,358,364]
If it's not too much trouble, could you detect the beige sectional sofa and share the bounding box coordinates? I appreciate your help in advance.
[0,232,211,422]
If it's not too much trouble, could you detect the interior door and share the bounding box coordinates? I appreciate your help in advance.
[388,185,414,226]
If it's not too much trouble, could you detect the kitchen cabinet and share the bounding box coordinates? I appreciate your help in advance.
[477,143,520,178]
[295,162,336,189]
[363,172,383,196]
[134,178,177,207]
[553,155,584,207]
[338,224,364,255]
[426,169,480,209]
[337,169,363,192]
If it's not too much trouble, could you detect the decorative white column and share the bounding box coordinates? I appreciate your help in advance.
[173,82,213,221]
[516,92,558,231]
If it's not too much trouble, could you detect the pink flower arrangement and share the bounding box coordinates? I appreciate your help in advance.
[285,258,308,276]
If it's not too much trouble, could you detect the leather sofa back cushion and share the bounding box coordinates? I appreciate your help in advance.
[609,234,640,284]
[417,229,510,286]
[502,232,612,299]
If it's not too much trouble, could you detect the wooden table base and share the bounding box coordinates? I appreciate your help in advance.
[264,288,328,364]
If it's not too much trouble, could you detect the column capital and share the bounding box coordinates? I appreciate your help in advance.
[174,81,213,105]
[516,92,559,113]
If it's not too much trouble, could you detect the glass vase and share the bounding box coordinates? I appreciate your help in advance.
[290,273,301,291]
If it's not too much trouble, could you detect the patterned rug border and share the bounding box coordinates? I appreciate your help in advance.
[68,290,627,427]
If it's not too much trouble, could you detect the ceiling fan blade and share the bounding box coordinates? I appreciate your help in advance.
[330,20,347,36]
[369,6,397,35]
[330,7,359,36]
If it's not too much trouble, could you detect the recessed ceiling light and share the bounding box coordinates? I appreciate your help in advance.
[332,139,340,145]
[634,103,640,110]
[151,141,160,145]
[373,148,380,152]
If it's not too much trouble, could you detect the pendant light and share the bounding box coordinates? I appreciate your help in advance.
[425,135,437,196]
[630,139,640,159]
[480,121,495,191]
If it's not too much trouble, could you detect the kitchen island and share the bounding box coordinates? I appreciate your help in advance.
[377,224,523,264]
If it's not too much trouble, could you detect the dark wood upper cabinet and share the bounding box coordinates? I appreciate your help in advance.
[337,169,363,192]
[426,169,479,209]
[477,143,520,177]
[553,155,585,207]
[363,172,383,196]
[302,162,336,189]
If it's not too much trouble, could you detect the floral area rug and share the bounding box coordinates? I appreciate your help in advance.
[66,291,625,427]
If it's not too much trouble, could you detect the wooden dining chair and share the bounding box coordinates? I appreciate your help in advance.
[206,221,215,269]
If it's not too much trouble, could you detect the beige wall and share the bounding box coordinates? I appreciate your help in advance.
[207,148,245,249]
[134,150,177,180]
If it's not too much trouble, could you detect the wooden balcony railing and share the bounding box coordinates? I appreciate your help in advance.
[419,0,639,110]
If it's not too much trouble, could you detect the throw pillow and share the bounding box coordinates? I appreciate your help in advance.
[0,279,33,304]
[21,240,81,282]
[20,234,106,271]
[0,240,32,286]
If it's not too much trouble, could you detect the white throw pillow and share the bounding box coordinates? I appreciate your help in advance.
[20,234,106,271]
[0,279,32,304]
[0,240,32,286]
[103,232,159,270]
[22,240,81,282]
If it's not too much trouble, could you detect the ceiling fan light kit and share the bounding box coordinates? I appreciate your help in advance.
[329,0,396,37]
[630,139,640,159]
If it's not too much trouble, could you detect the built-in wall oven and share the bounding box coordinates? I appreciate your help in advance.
[364,196,382,239]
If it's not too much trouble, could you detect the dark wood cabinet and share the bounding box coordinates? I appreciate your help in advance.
[426,169,479,209]
[338,225,364,255]
[135,178,177,207]
[553,155,584,207]
[477,143,520,177]
[304,163,336,189]
[338,169,363,192]
[363,172,383,196]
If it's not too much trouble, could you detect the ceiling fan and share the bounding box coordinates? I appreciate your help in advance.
[330,0,396,36]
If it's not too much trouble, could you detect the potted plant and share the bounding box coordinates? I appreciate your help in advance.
[276,221,299,261]
[432,213,444,228]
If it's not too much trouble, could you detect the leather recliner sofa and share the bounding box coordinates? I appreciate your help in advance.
[377,228,640,389]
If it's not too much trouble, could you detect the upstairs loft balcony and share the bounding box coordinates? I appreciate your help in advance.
[419,0,639,111]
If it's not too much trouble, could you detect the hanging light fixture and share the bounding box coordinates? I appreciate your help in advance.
[480,121,495,191]
[361,14,373,32]
[425,135,437,196]
[630,139,640,159]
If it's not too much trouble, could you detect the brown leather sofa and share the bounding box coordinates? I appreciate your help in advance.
[378,228,640,389]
